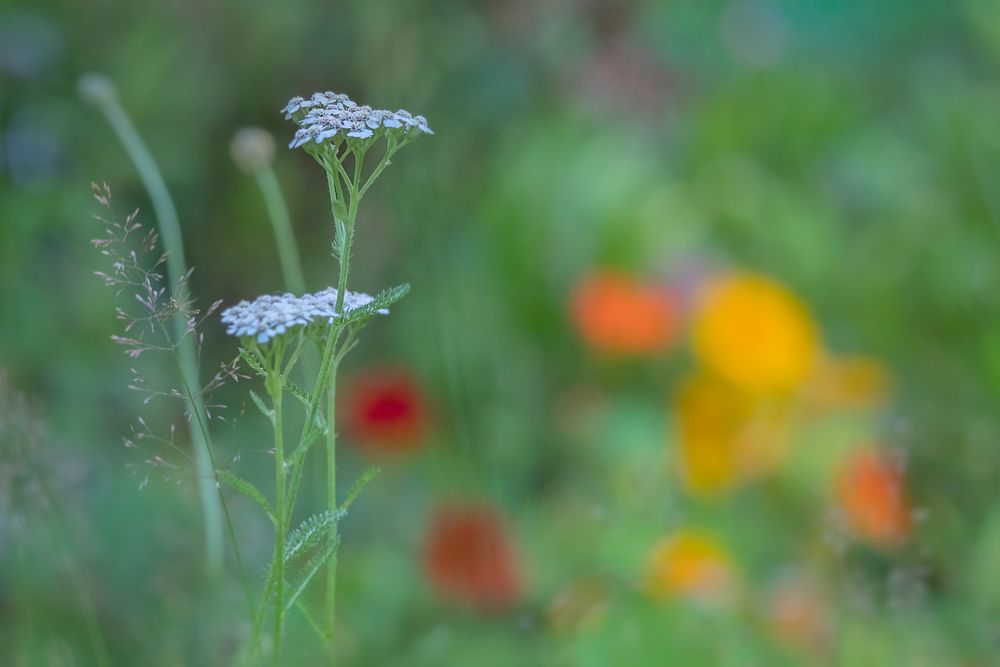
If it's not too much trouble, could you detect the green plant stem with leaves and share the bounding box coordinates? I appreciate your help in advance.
[243,137,409,654]
[240,327,347,664]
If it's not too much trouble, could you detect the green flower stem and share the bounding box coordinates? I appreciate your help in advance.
[323,149,363,643]
[301,137,404,648]
[253,166,306,295]
[266,362,287,660]
[356,137,402,200]
[88,91,224,577]
[325,362,338,642]
[282,324,342,530]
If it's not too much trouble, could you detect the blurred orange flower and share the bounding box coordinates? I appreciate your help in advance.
[644,529,737,603]
[836,448,912,549]
[571,271,677,356]
[675,374,791,496]
[343,368,428,455]
[423,503,521,611]
[693,273,819,395]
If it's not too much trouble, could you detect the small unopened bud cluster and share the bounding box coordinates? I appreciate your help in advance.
[221,287,387,344]
[282,91,432,149]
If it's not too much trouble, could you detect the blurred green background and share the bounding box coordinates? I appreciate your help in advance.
[4,0,1000,664]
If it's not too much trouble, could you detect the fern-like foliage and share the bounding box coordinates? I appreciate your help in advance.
[284,509,346,563]
[343,467,381,512]
[247,390,273,424]
[217,469,275,525]
[342,283,410,326]
[283,536,340,615]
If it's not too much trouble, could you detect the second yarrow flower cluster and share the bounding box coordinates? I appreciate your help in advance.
[221,287,388,344]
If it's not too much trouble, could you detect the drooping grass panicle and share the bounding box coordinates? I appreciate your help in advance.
[91,183,248,479]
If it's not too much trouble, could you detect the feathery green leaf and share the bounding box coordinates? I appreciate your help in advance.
[343,283,410,326]
[217,470,275,525]
[248,390,273,424]
[284,537,340,614]
[284,509,346,563]
[343,467,381,511]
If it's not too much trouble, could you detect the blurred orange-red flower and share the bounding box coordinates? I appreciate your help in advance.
[693,273,819,395]
[571,271,677,356]
[644,529,737,603]
[836,448,912,549]
[423,503,521,611]
[675,374,791,496]
[343,368,428,455]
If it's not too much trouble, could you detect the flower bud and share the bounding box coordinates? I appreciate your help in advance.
[77,72,117,107]
[230,127,275,173]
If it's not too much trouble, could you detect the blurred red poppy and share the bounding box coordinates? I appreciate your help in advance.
[343,369,428,455]
[570,271,677,356]
[423,503,521,611]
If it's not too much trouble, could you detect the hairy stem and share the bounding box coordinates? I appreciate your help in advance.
[268,368,287,660]
[324,369,338,642]
[323,149,363,643]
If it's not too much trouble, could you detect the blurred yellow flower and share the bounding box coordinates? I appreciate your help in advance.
[675,374,791,496]
[693,273,819,395]
[644,529,737,603]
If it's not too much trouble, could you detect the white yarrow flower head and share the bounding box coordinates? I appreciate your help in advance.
[221,287,388,344]
[282,91,432,150]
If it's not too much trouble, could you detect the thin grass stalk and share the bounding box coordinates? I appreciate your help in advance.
[253,166,306,295]
[249,162,324,508]
[84,87,224,576]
